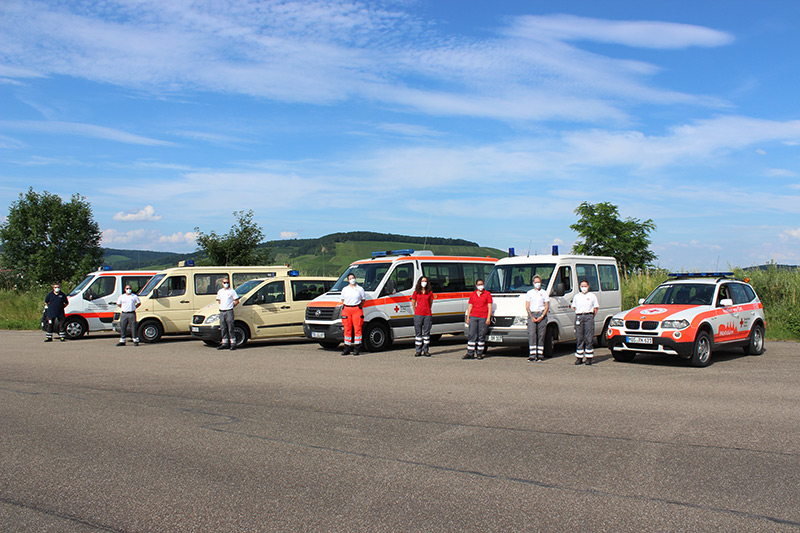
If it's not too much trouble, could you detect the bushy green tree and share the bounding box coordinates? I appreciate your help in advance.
[0,188,103,287]
[194,210,271,266]
[570,201,657,277]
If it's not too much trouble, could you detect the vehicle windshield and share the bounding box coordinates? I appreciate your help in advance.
[331,263,391,292]
[69,274,94,296]
[644,283,715,306]
[138,273,166,297]
[235,279,265,297]
[486,264,556,293]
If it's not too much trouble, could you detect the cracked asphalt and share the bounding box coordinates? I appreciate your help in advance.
[1,330,798,532]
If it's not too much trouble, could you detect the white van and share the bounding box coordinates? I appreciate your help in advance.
[63,269,156,339]
[483,251,621,356]
[115,263,292,342]
[303,250,498,351]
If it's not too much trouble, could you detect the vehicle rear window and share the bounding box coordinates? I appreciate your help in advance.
[122,276,152,294]
[598,264,619,291]
[576,264,599,292]
[423,263,466,293]
[195,273,227,295]
[292,280,333,301]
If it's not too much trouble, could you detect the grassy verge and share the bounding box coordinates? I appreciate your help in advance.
[0,286,49,330]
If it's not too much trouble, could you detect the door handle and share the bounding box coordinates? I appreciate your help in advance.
[281,305,291,309]
[180,300,190,304]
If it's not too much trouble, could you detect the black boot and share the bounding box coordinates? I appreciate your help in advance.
[352,344,360,356]
[341,345,351,356]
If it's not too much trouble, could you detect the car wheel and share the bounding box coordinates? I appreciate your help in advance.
[364,321,391,352]
[138,320,163,343]
[596,319,610,347]
[318,341,340,350]
[611,349,636,363]
[690,331,712,367]
[744,323,765,355]
[233,323,249,348]
[64,317,87,339]
[429,334,442,343]
[543,325,556,358]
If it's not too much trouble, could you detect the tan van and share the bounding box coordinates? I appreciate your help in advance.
[190,273,336,347]
[113,263,292,342]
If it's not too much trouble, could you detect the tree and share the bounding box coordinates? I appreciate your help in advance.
[194,210,271,266]
[570,201,657,276]
[0,188,103,287]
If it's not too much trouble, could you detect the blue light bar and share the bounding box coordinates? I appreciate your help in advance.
[185,259,195,266]
[668,272,733,278]
[372,251,387,258]
[390,249,414,256]
[508,247,515,257]
[102,265,112,271]
[266,272,276,277]
[288,270,299,276]
[552,245,559,255]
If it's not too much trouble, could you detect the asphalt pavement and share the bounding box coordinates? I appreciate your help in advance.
[1,330,799,532]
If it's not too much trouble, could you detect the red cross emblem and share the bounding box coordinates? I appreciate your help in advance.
[394,305,400,312]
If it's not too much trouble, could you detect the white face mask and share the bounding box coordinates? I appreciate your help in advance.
[223,282,229,288]
[125,288,132,294]
[581,286,589,293]
[53,287,60,293]
[534,282,541,289]
[349,278,356,285]
[476,285,484,291]
[421,281,427,287]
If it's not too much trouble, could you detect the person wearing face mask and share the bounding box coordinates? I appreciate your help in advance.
[115,284,142,346]
[525,275,550,362]
[340,273,367,355]
[571,279,599,365]
[464,279,493,359]
[43,283,69,342]
[216,277,240,351]
[411,276,435,357]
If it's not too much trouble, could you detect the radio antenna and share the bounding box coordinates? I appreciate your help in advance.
[527,239,532,257]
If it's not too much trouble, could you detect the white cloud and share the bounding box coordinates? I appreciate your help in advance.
[113,205,162,222]
[0,120,175,146]
[101,228,196,248]
[159,232,197,245]
[780,227,800,241]
[280,231,299,239]
[101,228,148,245]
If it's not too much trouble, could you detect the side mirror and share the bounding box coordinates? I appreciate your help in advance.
[720,298,733,307]
[152,288,162,299]
[256,295,266,304]
[638,298,645,305]
[552,283,565,297]
[83,292,92,301]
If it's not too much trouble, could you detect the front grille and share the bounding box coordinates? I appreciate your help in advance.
[306,307,335,320]
[492,317,515,327]
[642,321,659,330]
[625,320,640,330]
[192,315,205,324]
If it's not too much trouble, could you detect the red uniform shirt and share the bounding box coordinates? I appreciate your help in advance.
[468,290,493,318]
[412,291,434,316]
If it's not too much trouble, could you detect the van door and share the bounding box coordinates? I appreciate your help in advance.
[289,280,330,335]
[422,261,467,334]
[83,275,118,328]
[380,262,415,338]
[549,265,576,341]
[150,275,190,332]
[247,280,289,338]
[576,263,601,332]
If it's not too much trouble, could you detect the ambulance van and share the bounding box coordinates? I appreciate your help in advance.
[482,250,621,356]
[63,268,156,339]
[114,263,292,342]
[303,250,498,351]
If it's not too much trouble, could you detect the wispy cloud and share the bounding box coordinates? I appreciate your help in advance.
[0,120,175,146]
[113,205,162,222]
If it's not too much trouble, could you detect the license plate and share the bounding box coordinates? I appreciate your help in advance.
[488,335,503,342]
[627,336,653,344]
[191,327,199,333]
[311,331,325,339]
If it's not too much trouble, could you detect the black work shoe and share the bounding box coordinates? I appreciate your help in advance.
[414,351,422,357]
[585,358,592,365]
[424,351,431,357]
[575,358,583,365]
[230,346,236,351]
[352,346,360,356]
[44,338,52,342]
[133,342,139,346]
[217,344,228,351]
[477,353,484,360]
[462,353,474,359]
[116,342,125,347]
[342,346,351,356]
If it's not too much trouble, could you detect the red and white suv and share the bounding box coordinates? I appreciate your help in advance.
[606,273,766,367]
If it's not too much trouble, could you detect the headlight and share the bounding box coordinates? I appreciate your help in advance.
[662,319,689,329]
[610,318,624,327]
[512,316,528,326]
[204,314,220,325]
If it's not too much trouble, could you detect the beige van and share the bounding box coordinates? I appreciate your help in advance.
[113,264,292,342]
[190,274,336,347]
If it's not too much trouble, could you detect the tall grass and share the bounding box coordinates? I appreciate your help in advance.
[0,286,49,330]
[621,266,800,341]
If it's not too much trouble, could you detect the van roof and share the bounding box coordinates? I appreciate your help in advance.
[151,265,293,274]
[352,254,498,265]
[494,254,617,265]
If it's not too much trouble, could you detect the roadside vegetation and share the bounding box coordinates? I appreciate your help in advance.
[2,266,798,340]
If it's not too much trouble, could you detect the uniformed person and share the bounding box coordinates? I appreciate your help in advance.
[340,273,366,355]
[525,275,550,362]
[571,279,599,365]
[216,277,240,350]
[44,283,69,342]
[411,276,434,357]
[116,284,142,346]
[464,279,492,359]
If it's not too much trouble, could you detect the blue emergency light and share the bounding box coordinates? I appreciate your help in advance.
[288,270,300,276]
[552,245,559,255]
[371,251,387,258]
[390,249,415,256]
[508,247,515,257]
[668,272,733,278]
[102,265,112,271]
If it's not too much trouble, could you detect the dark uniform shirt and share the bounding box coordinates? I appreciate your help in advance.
[44,292,69,318]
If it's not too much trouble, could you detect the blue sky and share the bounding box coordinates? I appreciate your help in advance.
[1,0,799,269]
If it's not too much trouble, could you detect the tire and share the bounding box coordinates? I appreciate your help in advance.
[202,340,219,347]
[363,321,391,352]
[744,323,765,355]
[64,317,88,339]
[543,325,556,358]
[138,320,163,343]
[690,331,713,367]
[429,334,442,343]
[611,349,636,363]
[233,323,249,348]
[596,319,610,348]
[318,341,340,350]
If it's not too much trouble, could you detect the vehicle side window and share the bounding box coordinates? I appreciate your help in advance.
[159,276,186,297]
[292,280,329,301]
[381,263,414,296]
[553,266,572,294]
[743,284,757,302]
[598,265,619,291]
[122,276,151,294]
[233,272,270,286]
[576,264,599,292]
[194,273,227,295]
[716,284,731,306]
[729,283,751,304]
[463,264,493,291]
[87,276,115,299]
[423,263,464,293]
[252,281,285,304]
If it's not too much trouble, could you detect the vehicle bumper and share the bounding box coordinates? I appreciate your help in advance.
[303,321,343,342]
[471,326,527,345]
[190,325,222,342]
[607,332,694,357]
